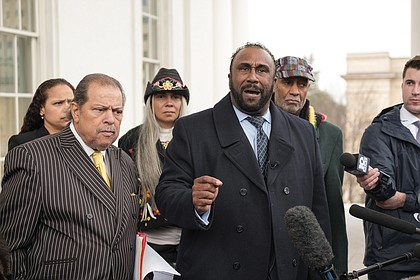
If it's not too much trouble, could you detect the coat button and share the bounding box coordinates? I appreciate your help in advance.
[292,259,297,267]
[236,225,244,233]
[86,213,93,220]
[233,262,241,270]
[239,188,247,196]
[283,187,290,195]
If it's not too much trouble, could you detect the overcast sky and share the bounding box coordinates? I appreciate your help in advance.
[247,0,411,103]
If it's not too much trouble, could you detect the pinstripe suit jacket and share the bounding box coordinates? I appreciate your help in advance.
[0,126,139,280]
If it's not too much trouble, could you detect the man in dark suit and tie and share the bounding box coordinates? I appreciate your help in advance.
[0,73,139,279]
[155,43,331,280]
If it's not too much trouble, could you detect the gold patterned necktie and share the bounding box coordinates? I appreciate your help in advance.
[92,151,112,189]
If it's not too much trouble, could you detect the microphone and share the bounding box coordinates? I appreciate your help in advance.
[284,205,338,280]
[342,243,420,279]
[339,153,369,175]
[349,204,420,235]
[339,152,391,185]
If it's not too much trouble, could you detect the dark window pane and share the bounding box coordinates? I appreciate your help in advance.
[18,96,31,129]
[0,96,16,155]
[21,0,36,32]
[142,0,149,14]
[17,36,32,93]
[150,18,157,59]
[143,16,150,57]
[150,0,157,15]
[0,33,15,92]
[3,0,19,29]
[142,63,159,86]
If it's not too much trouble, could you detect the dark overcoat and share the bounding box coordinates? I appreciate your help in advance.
[8,126,49,151]
[156,94,331,280]
[316,120,348,274]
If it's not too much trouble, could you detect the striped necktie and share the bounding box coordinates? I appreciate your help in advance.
[92,151,112,189]
[414,121,420,144]
[247,116,269,174]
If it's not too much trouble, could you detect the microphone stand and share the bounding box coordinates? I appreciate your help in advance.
[340,252,416,279]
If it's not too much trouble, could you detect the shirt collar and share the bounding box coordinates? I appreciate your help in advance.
[70,122,105,157]
[400,105,420,127]
[232,104,272,124]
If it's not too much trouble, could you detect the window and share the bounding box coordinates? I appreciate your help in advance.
[0,0,37,179]
[142,0,160,86]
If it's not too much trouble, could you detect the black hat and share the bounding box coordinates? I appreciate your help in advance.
[144,68,190,104]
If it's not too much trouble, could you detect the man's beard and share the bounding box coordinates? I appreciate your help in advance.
[229,78,273,113]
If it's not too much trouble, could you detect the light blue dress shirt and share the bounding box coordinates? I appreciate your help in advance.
[196,104,272,225]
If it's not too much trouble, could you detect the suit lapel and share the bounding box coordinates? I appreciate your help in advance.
[213,94,267,191]
[266,103,295,186]
[108,146,129,239]
[59,126,116,214]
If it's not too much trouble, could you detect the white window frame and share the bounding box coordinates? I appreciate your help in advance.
[0,0,39,180]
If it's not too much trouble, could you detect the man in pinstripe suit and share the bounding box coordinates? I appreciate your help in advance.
[0,73,139,280]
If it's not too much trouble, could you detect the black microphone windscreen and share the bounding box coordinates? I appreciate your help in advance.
[339,152,356,168]
[413,244,420,259]
[349,204,417,234]
[284,205,334,270]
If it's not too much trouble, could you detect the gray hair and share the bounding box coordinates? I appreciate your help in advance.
[136,96,189,212]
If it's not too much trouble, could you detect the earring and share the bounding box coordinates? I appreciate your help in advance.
[40,114,44,119]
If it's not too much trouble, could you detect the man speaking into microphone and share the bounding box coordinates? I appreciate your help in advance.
[355,56,420,279]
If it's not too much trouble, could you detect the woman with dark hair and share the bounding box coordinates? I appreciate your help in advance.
[8,78,74,151]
